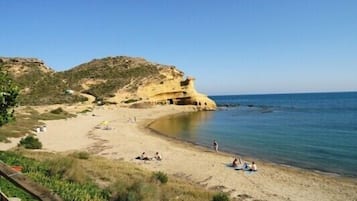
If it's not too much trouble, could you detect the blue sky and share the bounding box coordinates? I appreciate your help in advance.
[1,0,356,95]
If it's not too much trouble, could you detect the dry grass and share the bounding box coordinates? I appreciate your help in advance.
[0,107,76,142]
[18,150,217,201]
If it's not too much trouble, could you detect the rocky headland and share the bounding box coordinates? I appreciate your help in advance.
[0,56,216,110]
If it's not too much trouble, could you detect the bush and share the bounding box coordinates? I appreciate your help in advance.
[128,182,158,201]
[123,99,138,104]
[152,171,168,184]
[212,192,230,201]
[0,151,109,201]
[18,135,42,149]
[71,151,90,160]
[79,108,92,113]
[45,156,90,184]
[112,181,159,201]
[0,69,19,126]
[50,107,64,114]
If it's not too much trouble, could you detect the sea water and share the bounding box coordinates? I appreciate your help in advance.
[149,92,357,177]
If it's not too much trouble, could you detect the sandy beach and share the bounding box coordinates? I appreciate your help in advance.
[1,105,356,201]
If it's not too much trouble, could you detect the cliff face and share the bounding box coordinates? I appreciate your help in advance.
[108,65,216,110]
[0,56,216,110]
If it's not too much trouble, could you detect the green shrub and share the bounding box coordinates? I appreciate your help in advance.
[212,192,230,201]
[152,171,168,184]
[128,182,159,201]
[45,157,75,177]
[18,135,42,149]
[112,181,159,201]
[44,156,89,183]
[50,107,64,114]
[124,99,139,104]
[40,108,76,120]
[79,108,93,113]
[71,151,90,160]
[0,151,110,201]
[0,69,19,126]
[0,173,38,200]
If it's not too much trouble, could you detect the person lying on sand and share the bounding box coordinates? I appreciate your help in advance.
[135,152,151,160]
[243,161,257,171]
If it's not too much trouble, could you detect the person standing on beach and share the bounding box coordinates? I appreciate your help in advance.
[213,140,218,152]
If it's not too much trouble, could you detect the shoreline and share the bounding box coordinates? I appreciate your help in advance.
[1,105,356,201]
[91,106,356,201]
[147,110,357,179]
[146,116,357,182]
[147,123,354,179]
[147,113,356,180]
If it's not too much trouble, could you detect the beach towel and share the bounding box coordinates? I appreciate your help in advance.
[244,170,257,175]
[235,166,245,171]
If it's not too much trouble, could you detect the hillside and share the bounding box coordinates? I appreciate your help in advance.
[0,57,87,105]
[0,56,216,110]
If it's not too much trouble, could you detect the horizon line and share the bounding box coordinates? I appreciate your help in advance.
[208,90,357,97]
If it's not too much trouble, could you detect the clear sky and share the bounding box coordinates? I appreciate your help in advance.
[1,0,356,95]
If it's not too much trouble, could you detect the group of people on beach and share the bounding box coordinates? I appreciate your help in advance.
[232,157,257,171]
[136,152,162,161]
[136,140,257,172]
[213,140,257,172]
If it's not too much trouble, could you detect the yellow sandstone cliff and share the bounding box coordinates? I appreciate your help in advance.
[108,65,216,110]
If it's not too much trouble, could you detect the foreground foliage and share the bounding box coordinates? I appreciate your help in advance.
[0,150,222,201]
[0,178,38,201]
[152,171,168,184]
[213,192,230,201]
[0,68,19,126]
[0,151,110,201]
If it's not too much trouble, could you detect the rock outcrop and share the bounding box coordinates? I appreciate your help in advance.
[1,56,216,110]
[0,57,54,77]
[110,66,216,110]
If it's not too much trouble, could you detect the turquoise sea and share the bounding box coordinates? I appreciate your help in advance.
[149,92,357,177]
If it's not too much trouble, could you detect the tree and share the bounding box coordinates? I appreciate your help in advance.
[0,69,19,126]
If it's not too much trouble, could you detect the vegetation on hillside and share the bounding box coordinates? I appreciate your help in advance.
[1,60,87,105]
[0,67,19,126]
[61,56,161,101]
[0,150,225,201]
[1,56,167,105]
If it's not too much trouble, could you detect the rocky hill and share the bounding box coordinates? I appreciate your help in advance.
[0,57,87,105]
[0,56,216,110]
